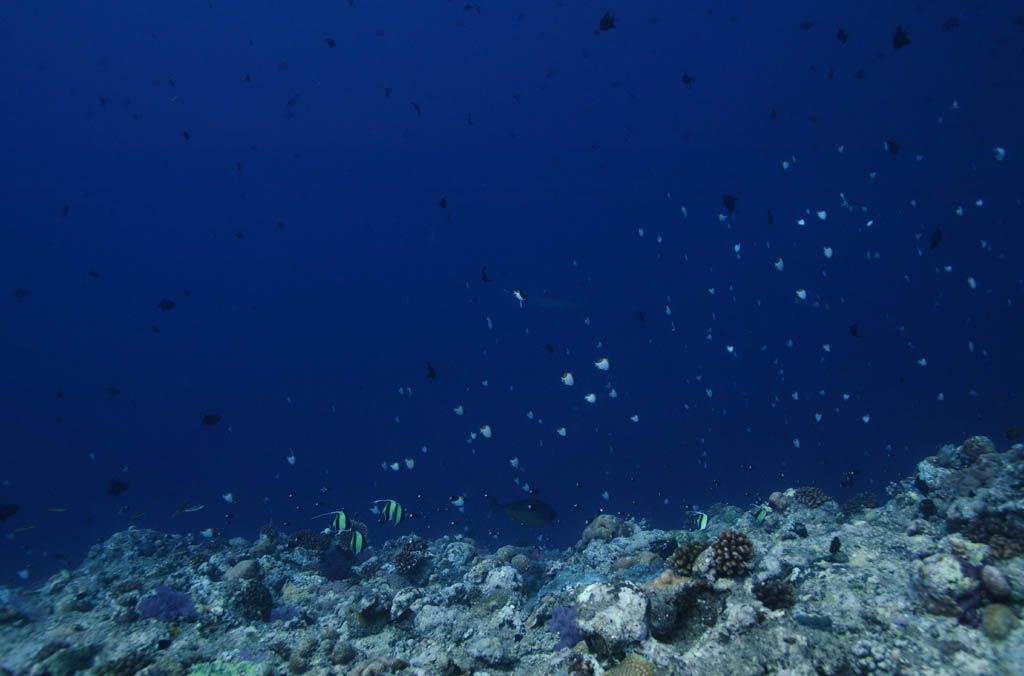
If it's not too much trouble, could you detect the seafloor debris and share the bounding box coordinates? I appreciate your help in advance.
[1,436,1022,675]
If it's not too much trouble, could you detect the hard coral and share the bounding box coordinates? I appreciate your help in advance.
[393,536,427,576]
[667,540,707,576]
[606,653,656,676]
[752,579,796,610]
[794,486,830,508]
[711,530,753,578]
[961,515,1024,560]
[346,657,408,676]
[842,492,879,518]
[289,529,332,552]
[961,435,996,461]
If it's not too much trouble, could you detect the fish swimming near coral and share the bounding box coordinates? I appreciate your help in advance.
[487,496,557,526]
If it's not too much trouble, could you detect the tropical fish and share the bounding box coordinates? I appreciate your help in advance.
[487,496,556,526]
[349,530,365,555]
[313,510,349,534]
[374,500,403,525]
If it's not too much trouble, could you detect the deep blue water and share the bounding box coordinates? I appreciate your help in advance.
[2,1,1022,584]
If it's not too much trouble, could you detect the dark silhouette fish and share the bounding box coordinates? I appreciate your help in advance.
[200,413,222,426]
[0,504,19,522]
[488,496,557,525]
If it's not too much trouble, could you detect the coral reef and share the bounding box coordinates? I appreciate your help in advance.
[752,579,796,610]
[666,540,706,576]
[793,486,830,508]
[0,437,1021,676]
[710,530,754,578]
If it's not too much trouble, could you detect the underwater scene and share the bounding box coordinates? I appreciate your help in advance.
[1,1,1023,675]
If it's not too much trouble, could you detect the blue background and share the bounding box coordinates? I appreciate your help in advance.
[2,0,1022,583]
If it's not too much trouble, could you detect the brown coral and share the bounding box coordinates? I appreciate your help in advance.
[961,435,996,460]
[347,657,408,676]
[393,537,427,576]
[794,486,830,508]
[605,653,656,676]
[752,579,795,610]
[667,540,707,576]
[711,530,753,577]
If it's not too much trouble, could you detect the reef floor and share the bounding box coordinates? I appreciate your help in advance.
[2,436,1023,676]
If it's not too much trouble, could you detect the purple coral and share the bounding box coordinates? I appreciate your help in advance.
[136,585,197,622]
[547,605,583,650]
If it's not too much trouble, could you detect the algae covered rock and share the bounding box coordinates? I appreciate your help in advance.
[913,552,979,616]
[574,581,648,657]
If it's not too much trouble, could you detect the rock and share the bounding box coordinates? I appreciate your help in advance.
[980,565,1010,598]
[913,553,979,616]
[39,645,98,676]
[441,541,476,568]
[981,604,1017,641]
[346,657,408,676]
[510,553,531,574]
[575,581,649,657]
[481,565,520,594]
[389,587,420,621]
[465,635,505,666]
[225,559,260,580]
[579,515,634,547]
[413,604,455,634]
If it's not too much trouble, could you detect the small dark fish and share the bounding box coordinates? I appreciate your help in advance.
[488,496,556,525]
[885,139,900,154]
[384,87,392,97]
[107,479,129,496]
[106,387,121,397]
[637,310,645,324]
[62,204,70,217]
[892,25,910,49]
[57,388,63,398]
[680,72,694,87]
[325,37,337,47]
[722,194,739,215]
[799,20,816,30]
[439,196,447,208]
[200,413,222,426]
[182,130,190,141]
[287,94,300,107]
[770,108,776,120]
[480,266,493,283]
[598,11,615,31]
[151,325,160,333]
[767,209,775,225]
[88,269,101,278]
[837,27,848,44]
[942,17,960,31]
[0,504,18,522]
[1006,427,1021,442]
[849,323,860,338]
[157,298,176,311]
[467,112,473,125]
[411,102,422,116]
[829,537,842,555]
[425,361,436,380]
[929,227,943,250]
[13,288,27,298]
[544,343,554,354]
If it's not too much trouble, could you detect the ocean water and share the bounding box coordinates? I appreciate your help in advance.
[1,1,1021,584]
